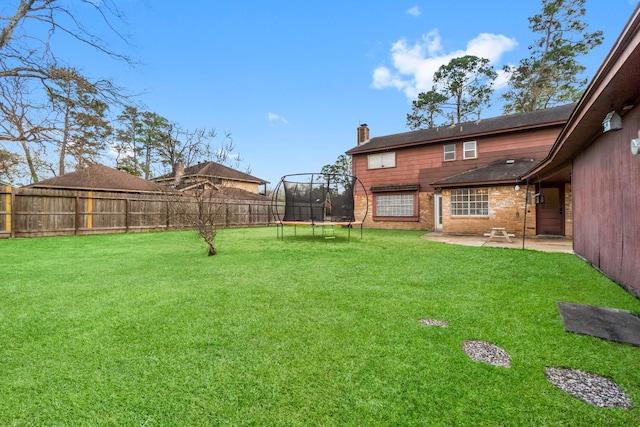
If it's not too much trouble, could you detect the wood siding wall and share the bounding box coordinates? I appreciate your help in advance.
[0,187,278,239]
[572,109,640,296]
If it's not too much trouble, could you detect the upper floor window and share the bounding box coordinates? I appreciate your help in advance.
[463,141,477,159]
[368,152,396,169]
[443,144,456,161]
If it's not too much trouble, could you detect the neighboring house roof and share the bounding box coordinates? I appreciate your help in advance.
[153,161,268,185]
[183,185,270,202]
[433,159,538,188]
[525,6,640,181]
[346,103,576,155]
[24,164,164,193]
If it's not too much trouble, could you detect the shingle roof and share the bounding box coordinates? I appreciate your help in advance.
[346,104,576,155]
[153,161,267,184]
[182,185,270,202]
[432,159,538,187]
[26,164,164,193]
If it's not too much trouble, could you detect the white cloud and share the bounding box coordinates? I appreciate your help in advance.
[406,6,421,17]
[466,33,518,63]
[267,113,289,124]
[494,67,513,89]
[372,29,518,99]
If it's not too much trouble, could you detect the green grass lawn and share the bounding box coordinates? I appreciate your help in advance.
[1,227,639,426]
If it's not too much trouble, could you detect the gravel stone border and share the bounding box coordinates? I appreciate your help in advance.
[418,318,633,409]
[462,340,511,368]
[545,367,633,409]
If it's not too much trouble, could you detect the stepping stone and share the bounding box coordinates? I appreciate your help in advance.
[545,367,633,408]
[419,318,449,327]
[462,340,511,368]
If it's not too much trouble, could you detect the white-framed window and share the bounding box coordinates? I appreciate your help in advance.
[443,144,456,161]
[463,141,477,159]
[450,188,488,216]
[375,194,415,217]
[368,152,396,169]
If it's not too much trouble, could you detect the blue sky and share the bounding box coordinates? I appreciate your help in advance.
[54,0,639,187]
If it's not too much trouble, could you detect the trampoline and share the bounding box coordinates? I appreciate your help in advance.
[271,173,368,240]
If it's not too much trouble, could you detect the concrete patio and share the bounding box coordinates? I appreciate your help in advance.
[423,233,574,253]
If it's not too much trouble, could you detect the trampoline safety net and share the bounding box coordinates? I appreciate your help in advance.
[278,173,357,223]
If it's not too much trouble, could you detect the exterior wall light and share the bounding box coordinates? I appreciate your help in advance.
[603,111,622,133]
[631,138,640,155]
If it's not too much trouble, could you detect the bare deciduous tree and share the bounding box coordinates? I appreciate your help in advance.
[0,148,22,183]
[155,127,250,176]
[0,76,54,182]
[1,0,132,82]
[162,132,250,256]
[166,185,230,256]
[1,1,132,183]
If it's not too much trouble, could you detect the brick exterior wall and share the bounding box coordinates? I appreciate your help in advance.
[442,185,537,236]
[418,192,433,230]
[355,184,572,237]
[354,192,433,230]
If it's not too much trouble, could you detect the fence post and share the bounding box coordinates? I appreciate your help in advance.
[87,191,93,230]
[74,196,80,235]
[165,199,170,229]
[125,199,130,232]
[3,186,12,237]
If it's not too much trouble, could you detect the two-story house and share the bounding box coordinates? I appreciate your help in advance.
[152,161,268,195]
[345,104,575,237]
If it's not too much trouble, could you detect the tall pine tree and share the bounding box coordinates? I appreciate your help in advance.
[502,0,603,113]
[47,68,112,174]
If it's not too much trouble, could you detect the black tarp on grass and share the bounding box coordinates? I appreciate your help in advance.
[557,301,640,346]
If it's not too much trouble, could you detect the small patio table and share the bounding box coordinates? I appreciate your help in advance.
[487,227,513,243]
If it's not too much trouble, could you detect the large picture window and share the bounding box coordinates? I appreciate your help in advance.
[450,188,488,216]
[373,193,418,220]
[376,194,414,216]
[371,184,419,221]
[368,152,396,169]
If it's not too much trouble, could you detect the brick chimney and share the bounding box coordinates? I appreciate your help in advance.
[173,162,184,186]
[357,124,369,146]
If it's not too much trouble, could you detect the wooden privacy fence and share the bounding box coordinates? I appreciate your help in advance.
[0,186,283,239]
